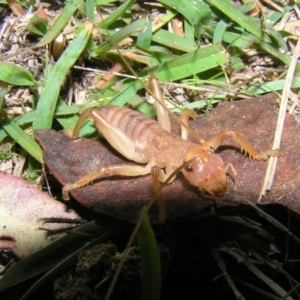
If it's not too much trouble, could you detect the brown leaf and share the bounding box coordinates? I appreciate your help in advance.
[0,172,80,258]
[35,94,299,222]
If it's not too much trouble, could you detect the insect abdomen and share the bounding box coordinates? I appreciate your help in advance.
[98,105,179,163]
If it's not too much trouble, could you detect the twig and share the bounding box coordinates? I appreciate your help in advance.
[257,37,300,202]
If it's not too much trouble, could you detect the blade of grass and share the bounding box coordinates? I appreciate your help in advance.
[127,94,156,117]
[213,20,229,44]
[206,26,257,49]
[184,17,195,41]
[264,22,288,52]
[95,10,177,42]
[20,224,127,300]
[93,17,148,56]
[137,17,152,50]
[84,0,95,21]
[36,0,82,47]
[206,0,271,43]
[0,62,36,86]
[98,0,136,28]
[206,26,291,65]
[137,208,161,300]
[26,14,48,36]
[254,35,291,65]
[4,75,300,142]
[109,44,227,107]
[104,44,225,109]
[151,29,197,52]
[152,10,178,32]
[0,99,107,142]
[2,117,43,162]
[212,251,245,300]
[151,43,228,81]
[109,80,142,106]
[247,263,292,298]
[158,0,211,32]
[0,221,101,292]
[32,22,93,130]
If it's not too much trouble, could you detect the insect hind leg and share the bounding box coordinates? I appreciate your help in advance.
[207,130,280,160]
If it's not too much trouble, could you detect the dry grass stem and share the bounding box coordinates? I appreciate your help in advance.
[258,37,300,202]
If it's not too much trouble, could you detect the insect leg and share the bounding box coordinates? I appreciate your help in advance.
[147,75,210,148]
[147,75,171,132]
[224,162,238,190]
[207,130,280,160]
[90,110,137,161]
[179,109,197,140]
[63,109,93,140]
[151,166,165,222]
[62,164,153,200]
[151,166,177,222]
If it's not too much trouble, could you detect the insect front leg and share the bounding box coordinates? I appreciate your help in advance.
[207,130,280,160]
[151,166,165,222]
[62,164,153,200]
[179,109,197,140]
[151,165,177,222]
[224,163,238,190]
[179,108,212,149]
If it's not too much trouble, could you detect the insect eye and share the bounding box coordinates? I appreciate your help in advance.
[184,165,193,172]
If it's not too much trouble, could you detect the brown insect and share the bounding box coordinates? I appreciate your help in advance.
[62,76,279,219]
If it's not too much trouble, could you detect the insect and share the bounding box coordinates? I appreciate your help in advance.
[62,76,279,219]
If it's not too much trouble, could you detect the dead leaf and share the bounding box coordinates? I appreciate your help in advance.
[0,172,80,258]
[34,94,299,222]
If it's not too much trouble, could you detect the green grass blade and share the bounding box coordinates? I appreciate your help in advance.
[207,26,291,66]
[36,0,82,47]
[137,17,152,49]
[205,25,257,49]
[106,44,227,108]
[151,43,228,81]
[109,81,142,106]
[0,61,36,86]
[93,17,148,55]
[206,0,271,43]
[254,35,291,65]
[0,99,108,142]
[0,221,100,292]
[213,20,229,44]
[151,29,197,52]
[137,208,161,300]
[26,14,48,36]
[158,0,211,32]
[1,118,43,162]
[98,0,137,28]
[20,224,127,300]
[32,23,93,130]
[0,221,127,295]
[84,0,95,21]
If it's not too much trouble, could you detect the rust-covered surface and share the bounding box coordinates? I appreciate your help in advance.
[35,94,299,222]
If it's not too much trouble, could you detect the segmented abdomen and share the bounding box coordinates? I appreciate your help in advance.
[98,105,190,166]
